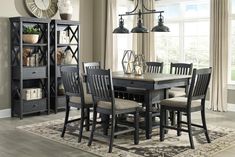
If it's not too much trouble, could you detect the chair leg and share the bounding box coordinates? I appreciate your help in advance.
[160,107,165,141]
[78,107,85,143]
[201,108,211,143]
[109,115,116,153]
[134,110,139,145]
[61,105,70,138]
[88,108,97,146]
[170,111,176,126]
[177,111,182,136]
[85,108,90,131]
[187,113,195,149]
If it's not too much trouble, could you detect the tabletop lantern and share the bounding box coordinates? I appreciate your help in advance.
[134,54,146,76]
[122,50,135,74]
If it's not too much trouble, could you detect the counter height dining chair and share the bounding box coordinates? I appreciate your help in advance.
[87,69,139,153]
[60,66,93,142]
[82,62,100,75]
[169,63,193,98]
[159,67,212,149]
[169,63,193,125]
[146,62,163,73]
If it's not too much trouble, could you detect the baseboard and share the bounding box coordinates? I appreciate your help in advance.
[0,109,11,118]
[228,104,235,112]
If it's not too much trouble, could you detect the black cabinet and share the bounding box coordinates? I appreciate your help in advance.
[50,20,80,113]
[10,17,50,119]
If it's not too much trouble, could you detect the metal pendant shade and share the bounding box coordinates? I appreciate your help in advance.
[151,13,170,32]
[131,19,149,33]
[113,17,129,34]
[113,0,169,34]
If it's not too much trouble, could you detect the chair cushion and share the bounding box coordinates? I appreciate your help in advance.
[160,97,201,108]
[70,93,93,105]
[97,98,139,110]
[169,88,186,98]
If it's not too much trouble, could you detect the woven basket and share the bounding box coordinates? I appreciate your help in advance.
[22,34,39,44]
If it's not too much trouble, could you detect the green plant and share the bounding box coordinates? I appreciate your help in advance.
[23,26,40,34]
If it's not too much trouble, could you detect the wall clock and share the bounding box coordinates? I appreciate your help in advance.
[25,0,58,18]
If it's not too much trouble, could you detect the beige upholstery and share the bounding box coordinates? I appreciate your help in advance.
[97,98,139,110]
[160,97,201,108]
[70,93,93,105]
[169,88,186,98]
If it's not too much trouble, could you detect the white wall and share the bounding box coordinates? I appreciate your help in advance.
[0,0,93,110]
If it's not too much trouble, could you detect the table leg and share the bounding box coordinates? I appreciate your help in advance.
[101,114,109,135]
[145,93,152,139]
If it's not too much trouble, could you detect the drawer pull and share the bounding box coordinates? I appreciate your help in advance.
[32,71,36,74]
[130,81,134,84]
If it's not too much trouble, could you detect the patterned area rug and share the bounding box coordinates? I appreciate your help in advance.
[17,118,235,157]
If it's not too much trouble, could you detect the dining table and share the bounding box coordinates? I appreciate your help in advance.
[110,71,191,139]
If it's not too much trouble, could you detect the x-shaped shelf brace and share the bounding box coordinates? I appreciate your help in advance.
[12,46,20,66]
[50,79,56,96]
[39,79,48,96]
[68,26,79,43]
[65,46,79,63]
[36,24,48,43]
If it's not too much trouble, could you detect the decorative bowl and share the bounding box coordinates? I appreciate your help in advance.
[22,34,39,44]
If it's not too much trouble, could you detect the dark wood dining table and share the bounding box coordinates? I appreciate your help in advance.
[111,71,191,139]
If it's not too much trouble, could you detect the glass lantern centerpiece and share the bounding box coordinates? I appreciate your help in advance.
[134,54,146,76]
[122,50,135,74]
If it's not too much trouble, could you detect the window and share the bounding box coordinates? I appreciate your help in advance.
[155,0,210,73]
[114,0,134,71]
[229,0,235,83]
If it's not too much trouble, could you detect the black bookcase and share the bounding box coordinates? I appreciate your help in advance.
[50,20,80,113]
[10,17,50,119]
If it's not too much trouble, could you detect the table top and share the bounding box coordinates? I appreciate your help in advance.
[112,71,191,82]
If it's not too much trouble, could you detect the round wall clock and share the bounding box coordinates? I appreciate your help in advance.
[25,0,58,18]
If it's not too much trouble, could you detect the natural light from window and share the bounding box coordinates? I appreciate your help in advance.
[154,0,210,73]
[115,0,134,71]
[229,0,235,83]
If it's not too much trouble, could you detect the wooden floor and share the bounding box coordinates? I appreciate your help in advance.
[0,109,235,157]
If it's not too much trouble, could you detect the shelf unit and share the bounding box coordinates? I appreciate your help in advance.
[10,17,50,119]
[50,19,80,113]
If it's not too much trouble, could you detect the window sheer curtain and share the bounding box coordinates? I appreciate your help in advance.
[143,0,155,61]
[104,0,117,70]
[209,0,228,112]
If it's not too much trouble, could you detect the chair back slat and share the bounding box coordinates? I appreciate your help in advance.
[146,62,163,73]
[61,66,82,97]
[82,62,100,75]
[170,63,193,75]
[187,68,212,103]
[82,62,101,94]
[87,69,114,103]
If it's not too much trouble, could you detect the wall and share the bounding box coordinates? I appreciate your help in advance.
[93,0,106,68]
[0,0,93,110]
[79,0,93,65]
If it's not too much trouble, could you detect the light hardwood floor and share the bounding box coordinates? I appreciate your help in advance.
[0,109,234,157]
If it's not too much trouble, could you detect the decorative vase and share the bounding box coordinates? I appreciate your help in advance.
[57,0,73,20]
[134,54,146,76]
[122,50,135,74]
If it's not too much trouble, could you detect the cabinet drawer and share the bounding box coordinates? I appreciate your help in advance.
[23,98,47,113]
[23,67,47,79]
[13,98,47,114]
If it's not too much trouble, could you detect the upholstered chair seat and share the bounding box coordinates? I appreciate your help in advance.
[97,98,139,110]
[160,97,201,108]
[70,94,93,105]
[168,88,186,98]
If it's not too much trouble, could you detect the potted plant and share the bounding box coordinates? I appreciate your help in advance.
[22,26,40,44]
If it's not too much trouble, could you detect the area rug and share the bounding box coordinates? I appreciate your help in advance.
[17,118,235,157]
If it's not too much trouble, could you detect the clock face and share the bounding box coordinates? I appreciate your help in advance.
[25,0,58,18]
